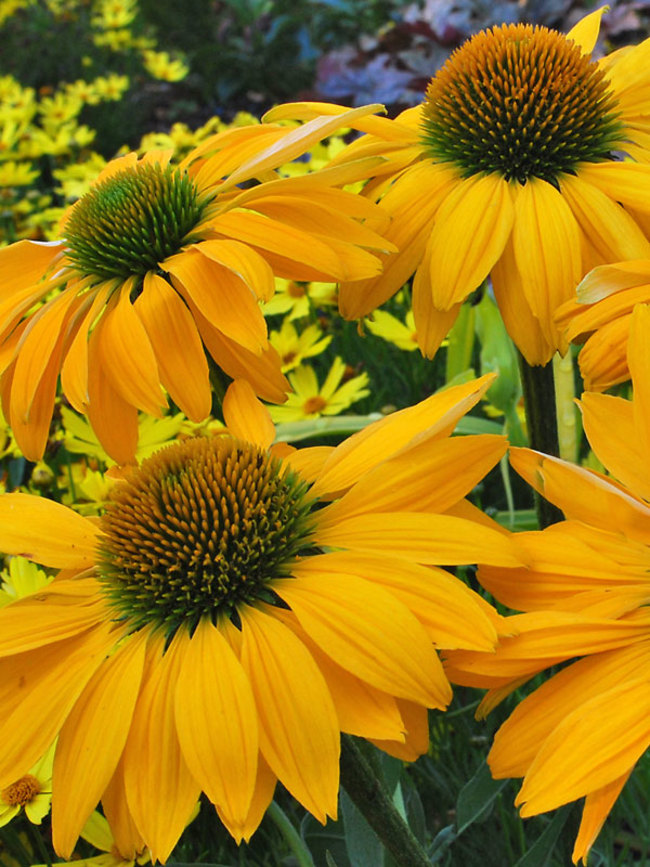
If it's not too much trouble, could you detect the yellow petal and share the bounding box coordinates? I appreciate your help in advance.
[60,283,113,413]
[174,620,258,839]
[516,679,650,816]
[135,273,211,421]
[628,304,650,452]
[411,244,462,359]
[573,260,650,306]
[0,492,100,568]
[511,177,581,348]
[222,379,275,450]
[315,511,523,566]
[572,771,630,865]
[276,570,451,708]
[193,238,275,302]
[577,162,650,215]
[166,248,268,355]
[370,700,430,762]
[0,623,115,789]
[122,632,201,862]
[52,631,147,858]
[0,240,62,299]
[429,174,514,309]
[310,375,495,498]
[239,604,340,823]
[217,754,276,844]
[565,6,607,54]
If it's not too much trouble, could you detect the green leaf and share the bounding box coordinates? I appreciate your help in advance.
[341,790,385,867]
[446,302,476,383]
[455,761,509,835]
[514,805,572,867]
[475,293,521,417]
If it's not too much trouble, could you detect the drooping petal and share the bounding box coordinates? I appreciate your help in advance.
[628,304,650,454]
[370,700,430,761]
[0,240,63,299]
[572,771,631,865]
[429,173,514,310]
[239,604,340,824]
[222,379,275,450]
[52,630,147,858]
[174,619,258,839]
[217,754,276,844]
[0,623,115,789]
[192,238,275,302]
[102,754,145,860]
[0,493,100,568]
[135,273,211,421]
[411,244,462,358]
[122,632,200,863]
[276,570,451,709]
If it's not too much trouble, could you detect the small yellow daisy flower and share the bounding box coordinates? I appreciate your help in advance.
[268,358,370,423]
[0,745,54,827]
[270,319,332,372]
[366,309,418,352]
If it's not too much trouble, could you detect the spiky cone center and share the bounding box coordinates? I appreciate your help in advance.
[64,162,208,281]
[421,23,624,184]
[98,436,318,637]
[1,775,41,806]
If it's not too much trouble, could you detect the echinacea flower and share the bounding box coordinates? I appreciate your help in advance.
[556,260,650,390]
[0,376,520,862]
[444,304,650,863]
[268,8,650,364]
[0,106,394,464]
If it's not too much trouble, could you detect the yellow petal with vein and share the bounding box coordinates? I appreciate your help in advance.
[0,240,62,299]
[0,492,100,568]
[222,379,275,449]
[276,570,451,708]
[429,174,514,310]
[573,771,630,865]
[52,631,147,857]
[565,6,607,53]
[240,605,339,823]
[174,620,258,837]
[194,239,275,301]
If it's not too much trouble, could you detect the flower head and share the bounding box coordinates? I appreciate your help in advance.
[0,744,54,827]
[271,9,650,364]
[0,107,394,464]
[444,304,650,863]
[0,377,519,862]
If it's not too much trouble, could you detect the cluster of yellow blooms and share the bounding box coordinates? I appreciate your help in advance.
[4,6,650,867]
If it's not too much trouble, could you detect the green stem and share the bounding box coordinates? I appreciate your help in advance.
[266,801,315,867]
[339,735,431,867]
[552,351,579,463]
[517,354,564,529]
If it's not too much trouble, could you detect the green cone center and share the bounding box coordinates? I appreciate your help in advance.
[64,161,206,280]
[98,436,317,636]
[421,23,624,184]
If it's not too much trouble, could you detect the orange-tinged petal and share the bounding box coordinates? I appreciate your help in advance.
[516,679,650,816]
[52,630,147,858]
[565,6,607,53]
[87,322,139,465]
[102,754,145,860]
[135,273,211,421]
[222,379,275,450]
[0,240,62,299]
[0,492,100,568]
[99,282,166,416]
[511,177,581,348]
[320,434,506,523]
[577,162,650,214]
[559,173,650,261]
[280,445,335,484]
[429,174,514,310]
[174,620,258,839]
[315,511,522,566]
[239,604,339,823]
[167,248,268,354]
[276,570,451,709]
[218,754,276,844]
[411,246,462,358]
[510,448,650,543]
[580,392,650,500]
[370,700,430,762]
[193,239,275,302]
[223,104,384,188]
[572,260,650,306]
[0,623,115,789]
[628,304,650,450]
[122,632,200,863]
[310,375,495,498]
[0,592,104,656]
[573,771,631,865]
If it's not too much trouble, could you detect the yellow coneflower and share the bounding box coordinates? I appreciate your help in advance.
[0,377,519,862]
[268,9,650,364]
[0,106,394,463]
[444,305,650,863]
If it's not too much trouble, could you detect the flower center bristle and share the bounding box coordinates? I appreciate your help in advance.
[303,396,327,414]
[64,162,206,280]
[98,437,317,636]
[421,23,624,184]
[1,775,41,807]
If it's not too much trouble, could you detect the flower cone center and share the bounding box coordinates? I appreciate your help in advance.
[98,436,317,636]
[1,775,41,806]
[421,23,624,184]
[64,162,206,280]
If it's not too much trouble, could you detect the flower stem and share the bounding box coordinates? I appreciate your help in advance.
[517,354,564,529]
[339,735,431,867]
[266,801,316,867]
